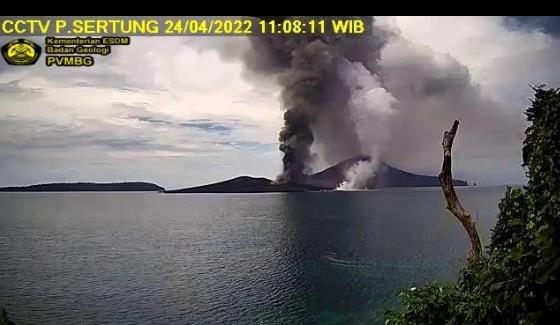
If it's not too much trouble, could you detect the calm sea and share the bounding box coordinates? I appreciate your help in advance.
[0,187,506,324]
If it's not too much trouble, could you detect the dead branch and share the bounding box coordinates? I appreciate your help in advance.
[438,120,483,263]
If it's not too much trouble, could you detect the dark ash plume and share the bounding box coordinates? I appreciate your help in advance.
[246,17,389,183]
[235,17,527,187]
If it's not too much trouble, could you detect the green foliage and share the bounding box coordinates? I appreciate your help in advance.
[384,284,488,325]
[386,86,560,324]
[0,309,16,325]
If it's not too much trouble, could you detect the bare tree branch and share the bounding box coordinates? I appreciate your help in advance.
[438,120,483,262]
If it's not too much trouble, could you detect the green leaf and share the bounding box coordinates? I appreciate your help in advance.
[489,281,505,292]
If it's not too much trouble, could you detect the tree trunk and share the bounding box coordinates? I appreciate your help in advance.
[438,120,483,263]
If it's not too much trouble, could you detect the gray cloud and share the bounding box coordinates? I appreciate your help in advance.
[241,17,390,183]
[507,16,560,36]
[182,35,251,62]
[0,116,156,151]
[0,80,44,99]
[0,103,271,156]
[65,72,147,90]
[3,19,557,187]
[378,35,526,184]
[209,140,276,151]
[122,113,251,137]
[226,17,537,185]
[0,36,162,92]
[178,119,259,135]
[0,36,283,188]
[127,115,173,125]
[113,103,258,135]
[0,112,279,187]
[180,121,232,134]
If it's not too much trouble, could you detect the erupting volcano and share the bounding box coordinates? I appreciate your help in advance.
[165,155,467,193]
[246,17,395,187]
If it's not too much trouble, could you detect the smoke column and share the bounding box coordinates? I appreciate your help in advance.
[337,159,379,190]
[240,17,521,188]
[337,59,396,189]
[244,17,389,183]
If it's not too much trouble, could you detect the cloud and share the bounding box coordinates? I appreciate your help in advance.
[507,16,560,36]
[1,18,560,187]
[128,115,173,125]
[368,17,560,185]
[378,36,524,184]
[209,140,276,151]
[384,17,560,109]
[179,121,233,134]
[0,115,177,152]
[0,80,43,99]
[0,35,282,188]
[0,83,280,188]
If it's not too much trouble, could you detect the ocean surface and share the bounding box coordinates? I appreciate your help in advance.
[0,187,506,324]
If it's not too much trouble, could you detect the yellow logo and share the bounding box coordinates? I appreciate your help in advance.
[1,39,41,65]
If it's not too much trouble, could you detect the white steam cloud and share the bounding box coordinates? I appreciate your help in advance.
[337,159,380,190]
[338,60,396,189]
[211,17,560,186]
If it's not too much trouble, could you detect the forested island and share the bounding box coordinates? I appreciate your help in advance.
[0,182,164,192]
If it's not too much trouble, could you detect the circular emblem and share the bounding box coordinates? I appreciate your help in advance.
[2,39,42,65]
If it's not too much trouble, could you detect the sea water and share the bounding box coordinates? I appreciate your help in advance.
[0,187,506,324]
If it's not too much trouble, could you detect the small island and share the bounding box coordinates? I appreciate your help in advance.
[165,156,467,193]
[0,182,165,192]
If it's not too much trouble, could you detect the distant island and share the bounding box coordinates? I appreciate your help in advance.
[0,182,164,192]
[166,156,468,193]
[0,156,468,193]
[165,176,323,193]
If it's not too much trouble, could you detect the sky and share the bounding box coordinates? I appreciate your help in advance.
[1,16,560,189]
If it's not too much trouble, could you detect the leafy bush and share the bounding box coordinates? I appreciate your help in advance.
[386,86,560,324]
[0,309,16,325]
